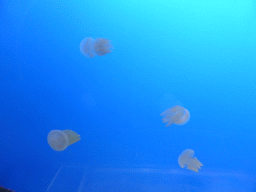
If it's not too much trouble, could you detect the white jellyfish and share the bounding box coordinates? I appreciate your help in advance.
[79,37,113,58]
[47,130,81,151]
[178,149,203,172]
[160,105,190,127]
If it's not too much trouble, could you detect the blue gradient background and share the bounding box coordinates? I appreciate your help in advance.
[1,0,256,191]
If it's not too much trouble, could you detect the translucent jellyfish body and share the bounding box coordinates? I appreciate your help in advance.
[47,130,81,151]
[80,37,113,58]
[160,105,190,127]
[178,149,203,172]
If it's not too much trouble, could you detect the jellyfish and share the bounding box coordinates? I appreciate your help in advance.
[47,130,81,151]
[160,105,190,127]
[178,149,203,172]
[79,37,113,58]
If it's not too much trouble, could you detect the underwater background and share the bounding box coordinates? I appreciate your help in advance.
[1,0,256,191]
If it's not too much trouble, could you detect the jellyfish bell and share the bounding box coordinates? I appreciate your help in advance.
[178,149,195,168]
[175,108,190,125]
[47,130,68,151]
[47,130,81,151]
[79,37,96,58]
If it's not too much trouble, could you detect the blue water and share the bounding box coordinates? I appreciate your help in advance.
[1,0,256,191]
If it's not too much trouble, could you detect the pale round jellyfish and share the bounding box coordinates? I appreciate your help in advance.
[178,149,203,172]
[79,37,113,58]
[47,130,81,151]
[160,105,190,127]
[79,37,96,58]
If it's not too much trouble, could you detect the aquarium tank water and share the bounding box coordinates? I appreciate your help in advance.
[1,0,256,191]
